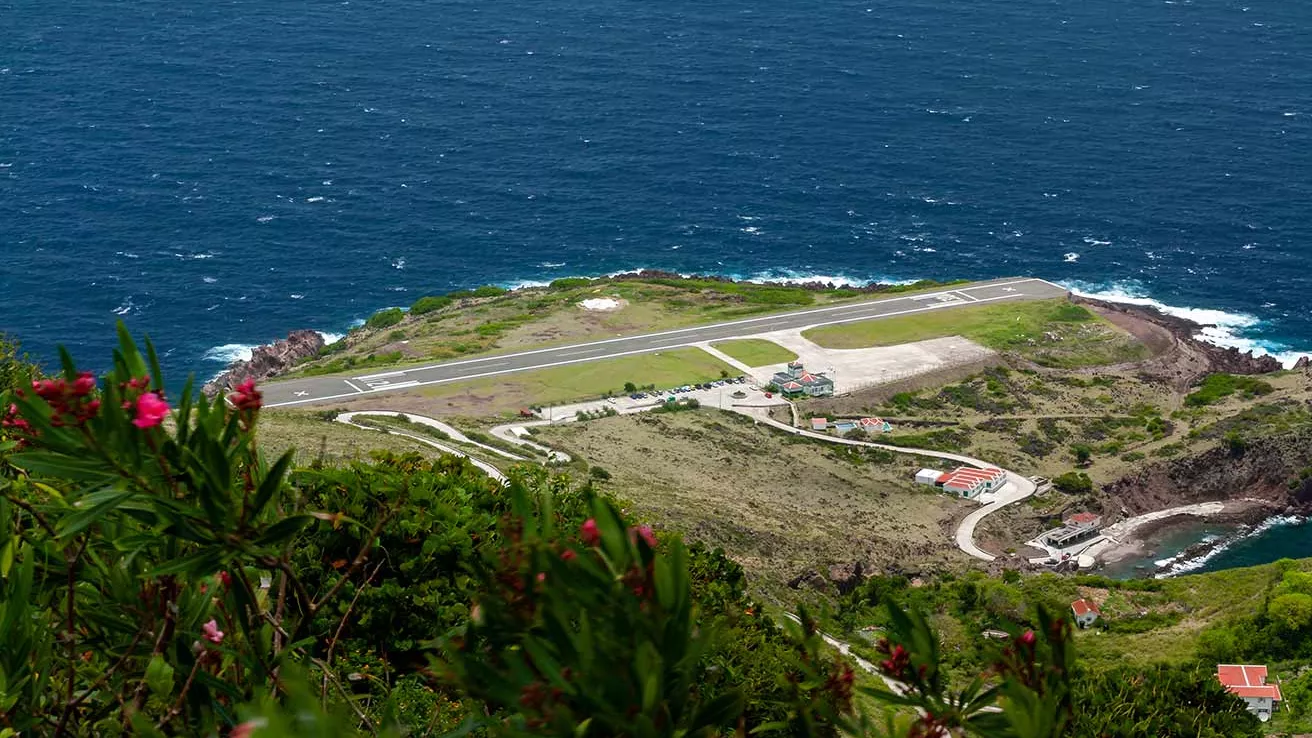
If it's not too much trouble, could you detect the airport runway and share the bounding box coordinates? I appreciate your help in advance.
[262,277,1068,408]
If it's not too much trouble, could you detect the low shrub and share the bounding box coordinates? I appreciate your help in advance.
[365,307,405,329]
[410,295,454,315]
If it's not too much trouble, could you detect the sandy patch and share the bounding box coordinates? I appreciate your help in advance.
[579,297,627,311]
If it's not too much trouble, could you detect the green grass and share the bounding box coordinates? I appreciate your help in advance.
[1184,373,1275,407]
[415,347,737,415]
[802,299,1148,368]
[711,339,798,367]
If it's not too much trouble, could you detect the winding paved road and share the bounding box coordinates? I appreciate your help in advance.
[264,277,1066,408]
[335,411,515,484]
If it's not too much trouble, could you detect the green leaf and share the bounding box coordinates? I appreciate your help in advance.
[254,514,315,546]
[7,452,114,482]
[249,450,293,520]
[145,654,175,697]
[0,539,13,579]
[57,489,137,538]
[689,691,744,735]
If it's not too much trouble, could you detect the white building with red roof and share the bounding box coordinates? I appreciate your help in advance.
[1217,664,1281,721]
[1070,598,1100,628]
[935,467,1006,500]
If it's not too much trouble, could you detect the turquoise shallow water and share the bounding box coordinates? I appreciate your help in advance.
[1103,517,1312,579]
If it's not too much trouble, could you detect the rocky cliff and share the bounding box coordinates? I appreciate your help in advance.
[1072,295,1292,389]
[1099,428,1312,516]
[202,330,325,396]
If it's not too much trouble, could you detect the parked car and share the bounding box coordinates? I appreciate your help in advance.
[764,392,773,398]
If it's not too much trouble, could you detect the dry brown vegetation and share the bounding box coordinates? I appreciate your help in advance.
[531,409,973,597]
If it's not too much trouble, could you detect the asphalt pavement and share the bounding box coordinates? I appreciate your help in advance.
[262,277,1068,408]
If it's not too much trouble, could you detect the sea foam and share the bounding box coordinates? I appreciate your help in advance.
[203,343,256,364]
[1154,515,1305,578]
[1063,280,1310,367]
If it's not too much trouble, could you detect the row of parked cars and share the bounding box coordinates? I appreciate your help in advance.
[627,376,751,400]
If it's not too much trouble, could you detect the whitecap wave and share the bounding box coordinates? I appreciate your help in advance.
[1155,515,1305,578]
[392,257,406,270]
[1063,279,1310,367]
[202,276,217,284]
[203,343,256,364]
[1063,252,1080,263]
[318,331,345,345]
[539,262,566,268]
[498,278,553,290]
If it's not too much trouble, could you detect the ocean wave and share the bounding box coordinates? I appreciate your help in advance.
[1063,279,1310,367]
[318,331,345,345]
[202,343,255,364]
[1155,515,1305,578]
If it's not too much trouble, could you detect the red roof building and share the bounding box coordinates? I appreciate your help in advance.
[936,467,1006,499]
[1064,512,1102,529]
[1218,665,1282,720]
[1071,598,1100,627]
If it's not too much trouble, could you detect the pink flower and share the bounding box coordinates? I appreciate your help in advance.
[631,525,656,548]
[580,518,601,547]
[132,392,170,429]
[230,378,263,412]
[1018,629,1036,647]
[229,722,259,738]
[201,619,225,644]
[72,371,97,397]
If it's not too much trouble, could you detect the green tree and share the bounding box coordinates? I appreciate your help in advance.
[1053,471,1093,494]
[1071,444,1092,466]
[1269,592,1312,632]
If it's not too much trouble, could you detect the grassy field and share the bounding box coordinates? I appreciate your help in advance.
[280,277,971,380]
[711,338,798,367]
[532,409,972,600]
[802,299,1149,368]
[322,347,737,418]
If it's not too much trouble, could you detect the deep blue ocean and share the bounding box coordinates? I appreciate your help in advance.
[4,0,1312,570]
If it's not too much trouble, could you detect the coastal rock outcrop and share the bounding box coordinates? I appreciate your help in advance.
[202,330,325,396]
[1071,295,1283,388]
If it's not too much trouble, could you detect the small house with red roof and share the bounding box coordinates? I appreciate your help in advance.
[1217,664,1281,721]
[772,362,835,398]
[859,416,893,433]
[1070,598,1100,629]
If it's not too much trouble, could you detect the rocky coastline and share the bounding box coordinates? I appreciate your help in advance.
[201,330,325,397]
[1071,294,1300,389]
